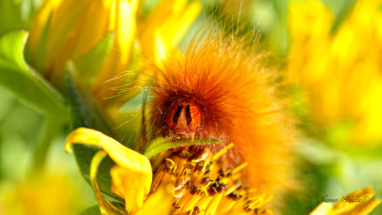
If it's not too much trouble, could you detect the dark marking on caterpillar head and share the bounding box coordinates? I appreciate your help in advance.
[166,99,202,141]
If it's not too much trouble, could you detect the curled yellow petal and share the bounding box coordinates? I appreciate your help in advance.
[90,150,125,215]
[65,127,152,213]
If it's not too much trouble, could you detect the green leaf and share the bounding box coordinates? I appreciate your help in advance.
[0,31,28,69]
[0,0,24,38]
[65,62,122,200]
[0,31,68,117]
[143,136,223,159]
[29,117,64,175]
[75,32,114,86]
[79,205,102,215]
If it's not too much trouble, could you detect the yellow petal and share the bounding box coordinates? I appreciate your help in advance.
[65,127,152,213]
[44,0,93,67]
[139,0,188,38]
[154,32,170,64]
[139,0,201,60]
[134,187,172,215]
[333,199,381,215]
[49,0,115,82]
[310,203,333,215]
[69,0,115,59]
[28,0,62,53]
[92,0,139,102]
[160,1,202,47]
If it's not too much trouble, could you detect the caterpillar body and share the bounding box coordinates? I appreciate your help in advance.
[140,28,296,206]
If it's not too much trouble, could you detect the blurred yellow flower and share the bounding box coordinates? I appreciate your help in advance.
[65,128,274,215]
[29,0,126,83]
[27,0,201,105]
[288,0,382,147]
[0,173,86,215]
[137,0,202,65]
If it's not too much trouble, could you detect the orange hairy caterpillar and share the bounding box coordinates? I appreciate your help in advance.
[139,26,296,206]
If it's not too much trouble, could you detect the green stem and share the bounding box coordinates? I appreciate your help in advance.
[28,116,62,176]
[0,133,3,179]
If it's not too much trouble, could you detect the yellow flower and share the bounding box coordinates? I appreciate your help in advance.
[27,0,201,105]
[288,0,382,147]
[65,128,381,214]
[0,173,87,215]
[310,187,381,215]
[65,128,274,214]
[29,0,128,83]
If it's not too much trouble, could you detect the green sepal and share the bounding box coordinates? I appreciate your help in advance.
[0,31,68,117]
[75,32,114,86]
[143,136,223,159]
[65,62,122,200]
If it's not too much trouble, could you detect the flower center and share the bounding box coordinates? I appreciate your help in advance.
[150,144,273,215]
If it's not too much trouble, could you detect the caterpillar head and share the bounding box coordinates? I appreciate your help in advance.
[165,99,202,141]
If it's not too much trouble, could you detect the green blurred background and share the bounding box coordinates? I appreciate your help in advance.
[0,0,381,214]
